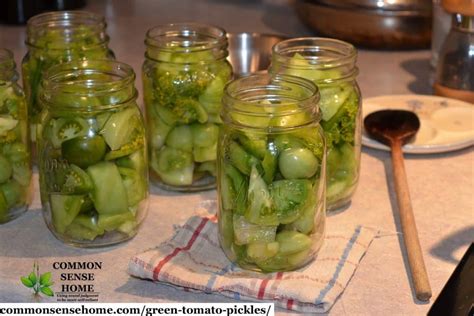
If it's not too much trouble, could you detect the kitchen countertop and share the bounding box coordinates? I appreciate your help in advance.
[0,1,473,315]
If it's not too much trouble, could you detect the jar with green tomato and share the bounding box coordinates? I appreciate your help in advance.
[37,60,148,247]
[22,11,115,145]
[270,38,362,211]
[218,74,326,272]
[142,23,232,192]
[0,49,32,224]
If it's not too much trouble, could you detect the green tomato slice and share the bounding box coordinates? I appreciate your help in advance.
[87,162,129,214]
[0,154,13,183]
[50,194,84,234]
[50,117,90,148]
[101,108,141,151]
[61,164,94,194]
[61,136,106,169]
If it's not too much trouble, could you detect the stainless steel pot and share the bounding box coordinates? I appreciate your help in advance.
[227,33,287,77]
[295,0,432,49]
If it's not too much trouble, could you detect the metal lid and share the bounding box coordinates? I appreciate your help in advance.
[314,0,432,12]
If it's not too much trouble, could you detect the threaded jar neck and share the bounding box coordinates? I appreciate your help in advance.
[222,74,320,130]
[40,60,137,112]
[0,49,17,82]
[26,11,109,51]
[145,23,229,63]
[271,37,359,84]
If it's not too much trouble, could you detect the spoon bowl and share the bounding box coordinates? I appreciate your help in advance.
[364,109,420,146]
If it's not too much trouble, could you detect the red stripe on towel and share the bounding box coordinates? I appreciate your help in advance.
[287,299,294,310]
[257,272,283,300]
[257,279,269,300]
[153,217,209,280]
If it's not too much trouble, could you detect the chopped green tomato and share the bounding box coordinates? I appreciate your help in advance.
[50,117,89,148]
[247,242,279,262]
[0,116,18,136]
[198,76,225,114]
[224,164,248,215]
[261,148,278,184]
[61,135,106,168]
[152,147,194,186]
[274,134,305,153]
[104,134,144,160]
[50,194,84,234]
[61,164,93,194]
[319,84,352,121]
[236,132,267,160]
[118,167,147,207]
[246,165,278,226]
[155,106,179,126]
[87,162,128,214]
[116,150,146,175]
[95,112,112,130]
[101,108,140,151]
[255,248,311,272]
[284,53,342,82]
[118,219,137,235]
[227,141,259,175]
[276,231,312,255]
[191,123,219,148]
[2,143,28,162]
[149,114,174,149]
[12,162,31,187]
[65,213,104,240]
[0,154,13,183]
[1,180,22,208]
[233,214,277,245]
[284,194,317,234]
[270,179,311,224]
[172,98,208,124]
[98,211,135,232]
[197,161,216,177]
[279,148,319,179]
[193,143,217,162]
[220,174,234,211]
[165,125,193,152]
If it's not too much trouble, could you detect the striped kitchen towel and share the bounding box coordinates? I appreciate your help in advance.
[128,201,378,313]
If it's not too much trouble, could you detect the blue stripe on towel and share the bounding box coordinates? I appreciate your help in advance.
[205,263,236,293]
[315,226,362,304]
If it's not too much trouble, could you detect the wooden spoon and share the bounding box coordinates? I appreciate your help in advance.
[364,109,432,302]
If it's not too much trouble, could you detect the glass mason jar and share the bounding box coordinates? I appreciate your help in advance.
[0,49,32,224]
[270,38,362,211]
[22,11,115,144]
[37,60,148,247]
[218,74,326,272]
[143,23,232,192]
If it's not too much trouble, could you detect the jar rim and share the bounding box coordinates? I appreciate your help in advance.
[41,59,136,110]
[25,11,108,49]
[272,37,357,68]
[145,22,228,57]
[222,73,320,129]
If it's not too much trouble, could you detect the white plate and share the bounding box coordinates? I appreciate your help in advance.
[362,95,474,154]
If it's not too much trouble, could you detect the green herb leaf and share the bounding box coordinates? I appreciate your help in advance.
[40,286,54,297]
[28,272,37,285]
[40,272,52,286]
[20,276,34,288]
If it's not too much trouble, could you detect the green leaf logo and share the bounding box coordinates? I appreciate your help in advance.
[20,262,54,298]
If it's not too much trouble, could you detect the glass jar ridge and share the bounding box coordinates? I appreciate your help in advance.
[37,59,148,247]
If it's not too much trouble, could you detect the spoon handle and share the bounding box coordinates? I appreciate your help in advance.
[391,140,432,301]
